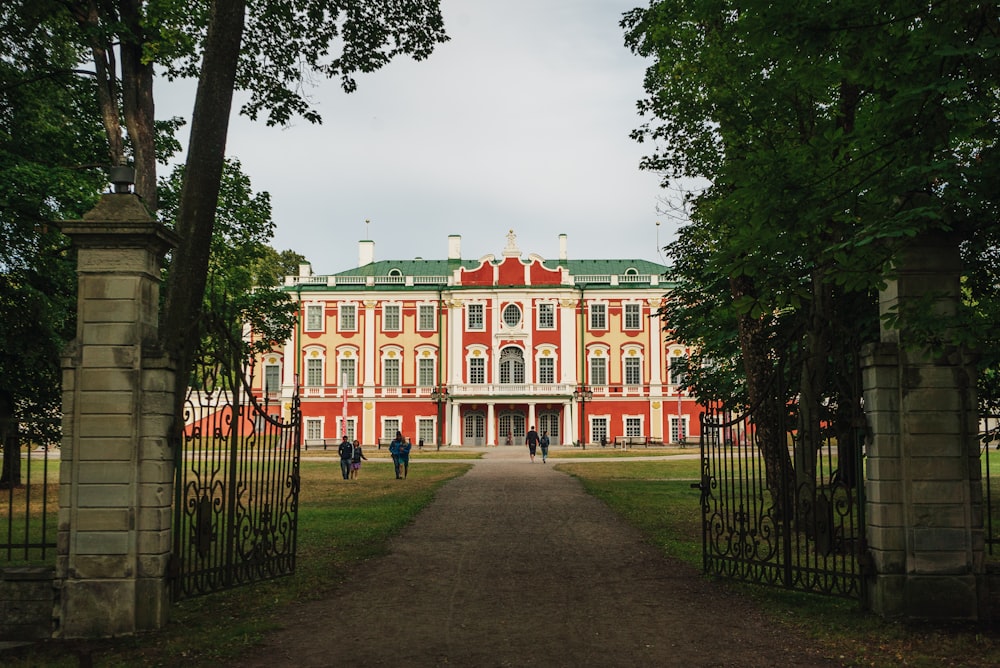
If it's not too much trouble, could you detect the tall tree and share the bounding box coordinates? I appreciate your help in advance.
[624,1,999,503]
[0,11,106,485]
[5,0,449,423]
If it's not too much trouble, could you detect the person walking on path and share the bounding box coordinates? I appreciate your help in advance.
[349,439,367,480]
[525,425,540,462]
[338,435,353,480]
[400,436,413,479]
[389,431,404,479]
[539,430,550,463]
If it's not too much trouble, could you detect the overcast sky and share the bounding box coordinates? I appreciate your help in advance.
[159,0,682,275]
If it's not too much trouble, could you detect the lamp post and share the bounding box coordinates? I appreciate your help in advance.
[573,386,593,449]
[431,385,448,450]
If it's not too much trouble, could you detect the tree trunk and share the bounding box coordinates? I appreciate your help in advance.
[730,274,794,521]
[118,0,158,209]
[160,0,247,420]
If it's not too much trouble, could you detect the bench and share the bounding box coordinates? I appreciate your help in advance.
[303,438,340,450]
[613,436,656,448]
[378,438,394,449]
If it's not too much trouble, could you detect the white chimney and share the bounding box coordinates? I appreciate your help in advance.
[359,240,375,266]
[448,235,461,260]
[298,263,312,277]
[559,234,568,261]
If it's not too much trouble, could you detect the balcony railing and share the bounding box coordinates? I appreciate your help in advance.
[280,383,673,399]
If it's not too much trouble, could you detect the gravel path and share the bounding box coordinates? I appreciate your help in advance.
[235,447,839,667]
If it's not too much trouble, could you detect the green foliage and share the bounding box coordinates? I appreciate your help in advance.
[158,158,299,364]
[0,8,106,458]
[624,1,999,410]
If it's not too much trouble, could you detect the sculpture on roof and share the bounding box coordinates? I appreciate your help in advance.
[503,229,521,257]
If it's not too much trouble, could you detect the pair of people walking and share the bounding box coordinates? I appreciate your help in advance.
[389,430,412,479]
[525,427,550,463]
[338,436,368,480]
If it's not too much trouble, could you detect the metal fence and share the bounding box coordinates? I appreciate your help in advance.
[0,423,58,564]
[982,415,1000,558]
[696,402,867,601]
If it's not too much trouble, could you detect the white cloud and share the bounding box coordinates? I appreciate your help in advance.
[157,0,680,275]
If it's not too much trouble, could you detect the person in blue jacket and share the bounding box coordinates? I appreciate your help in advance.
[389,431,404,479]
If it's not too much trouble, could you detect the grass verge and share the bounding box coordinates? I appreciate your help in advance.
[4,460,469,667]
[557,460,1000,668]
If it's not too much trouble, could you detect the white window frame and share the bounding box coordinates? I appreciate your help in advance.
[383,356,401,387]
[305,417,323,441]
[669,351,687,386]
[383,303,402,332]
[538,356,555,384]
[624,415,643,438]
[264,363,281,394]
[589,302,607,330]
[337,417,357,441]
[304,303,324,332]
[382,417,401,441]
[624,354,642,386]
[417,357,436,387]
[305,357,324,387]
[337,354,357,388]
[536,302,556,330]
[624,302,642,331]
[501,303,522,328]
[589,355,607,386]
[466,303,485,331]
[339,303,357,332]
[417,303,436,332]
[469,356,486,384]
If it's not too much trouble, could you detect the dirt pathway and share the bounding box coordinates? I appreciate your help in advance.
[234,447,839,667]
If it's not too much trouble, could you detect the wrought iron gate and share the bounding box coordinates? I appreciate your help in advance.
[696,402,867,600]
[171,335,301,601]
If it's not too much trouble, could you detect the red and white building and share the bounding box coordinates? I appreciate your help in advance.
[254,231,700,447]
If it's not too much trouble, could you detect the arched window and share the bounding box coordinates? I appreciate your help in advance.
[499,346,525,384]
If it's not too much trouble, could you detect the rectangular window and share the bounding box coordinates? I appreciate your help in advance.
[383,304,401,332]
[339,358,356,387]
[669,355,687,385]
[589,357,607,386]
[384,358,400,387]
[339,418,356,441]
[305,418,323,440]
[625,417,642,437]
[469,357,485,384]
[537,302,555,329]
[670,417,687,443]
[589,303,607,330]
[305,358,323,387]
[624,303,641,330]
[264,365,280,393]
[538,357,555,384]
[624,357,641,386]
[383,418,400,440]
[305,304,323,332]
[591,417,608,445]
[417,418,435,445]
[467,303,484,331]
[339,304,357,332]
[418,358,436,387]
[418,304,436,332]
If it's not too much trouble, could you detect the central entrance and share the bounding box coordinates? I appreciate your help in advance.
[498,412,525,445]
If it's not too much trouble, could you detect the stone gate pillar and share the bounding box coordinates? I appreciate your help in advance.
[56,179,180,637]
[861,231,985,620]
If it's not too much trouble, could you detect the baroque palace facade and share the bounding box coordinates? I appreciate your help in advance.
[253,231,700,447]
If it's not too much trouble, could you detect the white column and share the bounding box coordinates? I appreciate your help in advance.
[559,299,577,386]
[487,402,496,446]
[363,300,377,391]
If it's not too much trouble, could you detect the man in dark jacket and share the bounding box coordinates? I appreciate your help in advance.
[338,435,353,480]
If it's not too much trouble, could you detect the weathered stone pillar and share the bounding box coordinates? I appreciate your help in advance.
[862,231,985,620]
[56,187,180,637]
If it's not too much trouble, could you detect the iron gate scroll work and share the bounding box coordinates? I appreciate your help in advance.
[696,403,867,601]
[171,329,301,601]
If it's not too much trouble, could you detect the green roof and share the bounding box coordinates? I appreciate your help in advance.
[332,257,668,278]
